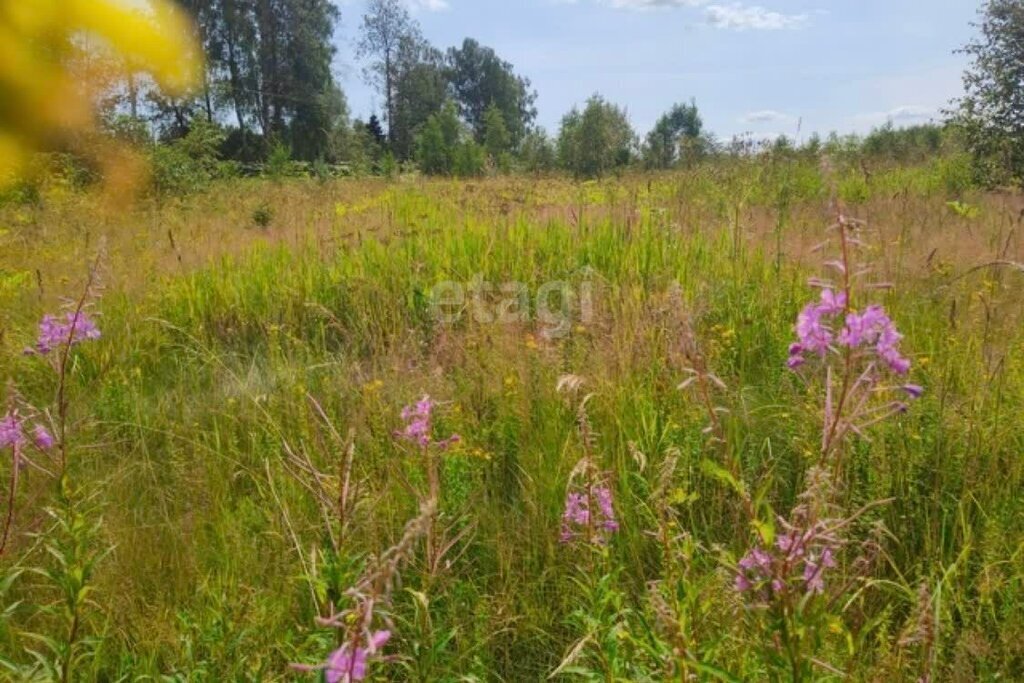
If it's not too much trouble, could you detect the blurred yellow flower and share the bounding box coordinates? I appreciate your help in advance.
[0,0,201,186]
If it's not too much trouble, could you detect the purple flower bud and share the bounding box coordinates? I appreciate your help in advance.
[777,531,803,557]
[437,433,461,450]
[803,561,826,594]
[901,384,924,399]
[885,353,912,375]
[33,424,55,450]
[0,413,25,449]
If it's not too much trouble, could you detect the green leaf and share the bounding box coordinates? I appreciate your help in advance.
[700,459,746,496]
[686,659,742,683]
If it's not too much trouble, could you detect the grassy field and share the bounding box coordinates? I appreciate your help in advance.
[1,158,1023,681]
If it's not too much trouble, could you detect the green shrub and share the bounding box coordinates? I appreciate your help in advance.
[251,202,273,228]
[265,140,293,182]
[150,120,227,196]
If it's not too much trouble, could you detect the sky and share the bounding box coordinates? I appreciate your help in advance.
[332,0,981,141]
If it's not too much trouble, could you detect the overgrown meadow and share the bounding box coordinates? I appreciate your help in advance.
[1,157,1023,681]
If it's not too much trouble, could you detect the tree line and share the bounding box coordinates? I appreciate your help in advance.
[91,0,735,180]
[88,0,1024,186]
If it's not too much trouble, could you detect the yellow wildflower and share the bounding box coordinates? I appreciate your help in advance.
[0,0,201,185]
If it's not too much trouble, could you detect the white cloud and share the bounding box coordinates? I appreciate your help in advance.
[705,3,808,30]
[853,105,938,128]
[408,0,449,11]
[604,0,708,8]
[559,0,813,31]
[886,105,935,121]
[758,132,792,141]
[741,109,795,124]
[339,0,450,11]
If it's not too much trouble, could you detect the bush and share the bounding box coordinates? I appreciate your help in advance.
[380,151,398,178]
[265,140,293,181]
[251,201,273,228]
[150,120,227,196]
[453,141,486,177]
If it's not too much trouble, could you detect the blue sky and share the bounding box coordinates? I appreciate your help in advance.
[333,0,980,141]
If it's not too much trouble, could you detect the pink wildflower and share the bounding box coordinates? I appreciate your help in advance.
[836,304,912,374]
[790,298,914,377]
[902,384,924,399]
[395,395,459,449]
[33,424,55,450]
[817,288,847,315]
[736,524,839,599]
[0,412,24,449]
[296,630,391,683]
[795,302,833,356]
[34,311,101,355]
[559,483,618,544]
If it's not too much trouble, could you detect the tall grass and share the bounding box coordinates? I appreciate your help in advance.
[1,158,1022,680]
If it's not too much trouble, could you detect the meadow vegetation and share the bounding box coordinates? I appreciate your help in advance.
[3,0,1024,680]
[2,154,1023,680]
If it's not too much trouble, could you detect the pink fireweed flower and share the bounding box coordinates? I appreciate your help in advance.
[34,310,101,355]
[33,424,55,450]
[790,290,846,361]
[560,492,589,537]
[560,483,619,544]
[817,288,847,316]
[0,412,24,449]
[735,521,839,600]
[881,347,911,375]
[326,630,390,683]
[296,630,391,683]
[395,395,459,449]
[789,297,914,378]
[735,547,772,594]
[786,355,806,369]
[795,303,833,357]
[802,547,836,595]
[837,305,886,348]
[836,305,912,375]
[775,531,805,558]
[901,384,924,399]
[594,486,619,532]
